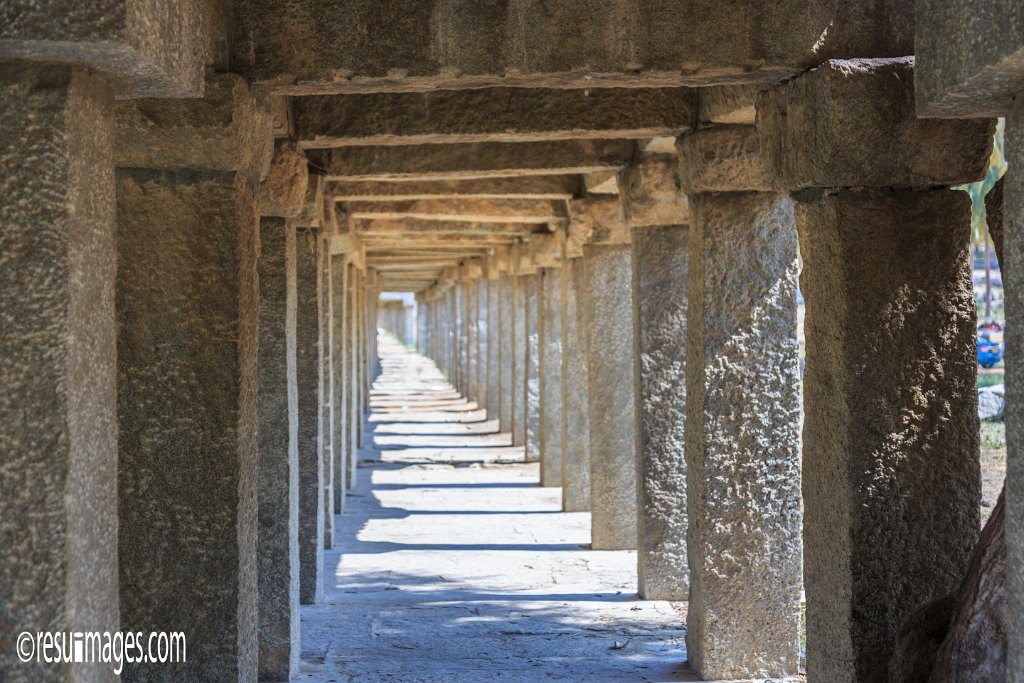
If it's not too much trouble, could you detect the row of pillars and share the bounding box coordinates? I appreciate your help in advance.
[414,60,1003,681]
[0,67,379,681]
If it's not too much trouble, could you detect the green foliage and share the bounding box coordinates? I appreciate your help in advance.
[958,119,1007,244]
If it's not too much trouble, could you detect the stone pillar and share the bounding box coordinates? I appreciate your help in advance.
[524,273,542,460]
[476,278,489,408]
[467,275,478,402]
[255,217,299,681]
[512,275,528,447]
[539,267,565,487]
[456,282,467,394]
[676,124,801,680]
[0,66,118,683]
[583,244,637,550]
[1008,100,1024,683]
[758,58,994,682]
[318,236,334,549]
[562,257,592,512]
[632,225,689,601]
[295,227,324,605]
[499,275,515,431]
[486,267,502,420]
[329,253,347,512]
[115,73,271,681]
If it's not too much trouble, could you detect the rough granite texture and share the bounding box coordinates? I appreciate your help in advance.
[698,84,759,125]
[0,66,117,683]
[499,276,515,432]
[318,238,335,549]
[467,280,478,402]
[260,142,309,217]
[116,73,273,178]
[232,0,913,90]
[524,274,542,460]
[915,0,1024,117]
[562,258,592,513]
[1007,99,1024,682]
[0,0,206,98]
[116,170,259,681]
[539,268,565,487]
[512,276,527,448]
[685,192,801,681]
[757,58,995,190]
[621,154,690,227]
[332,176,579,201]
[632,225,689,602]
[676,125,772,193]
[798,188,981,683]
[256,217,300,681]
[329,255,348,512]
[306,139,635,181]
[292,87,696,146]
[295,227,324,605]
[476,279,488,408]
[583,245,637,550]
[486,277,502,420]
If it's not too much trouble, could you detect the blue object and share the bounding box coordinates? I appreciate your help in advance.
[978,335,1003,368]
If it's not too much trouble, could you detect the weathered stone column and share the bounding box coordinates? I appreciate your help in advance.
[539,267,565,487]
[675,123,802,680]
[0,66,118,683]
[115,74,273,681]
[619,155,692,600]
[467,271,478,403]
[329,252,347,512]
[1008,99,1024,683]
[631,224,689,601]
[499,273,515,431]
[524,272,542,460]
[583,243,638,550]
[476,277,489,407]
[255,217,300,681]
[512,273,528,447]
[561,256,592,512]
[318,234,335,549]
[486,258,502,420]
[295,226,324,605]
[758,58,994,682]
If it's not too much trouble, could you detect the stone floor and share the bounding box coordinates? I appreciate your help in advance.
[297,337,694,682]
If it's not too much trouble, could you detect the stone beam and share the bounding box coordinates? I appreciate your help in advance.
[344,198,568,224]
[621,154,689,226]
[355,219,545,236]
[308,140,635,181]
[231,0,913,93]
[0,0,210,98]
[293,88,697,146]
[330,176,581,201]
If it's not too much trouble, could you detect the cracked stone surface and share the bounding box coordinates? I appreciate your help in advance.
[297,336,692,682]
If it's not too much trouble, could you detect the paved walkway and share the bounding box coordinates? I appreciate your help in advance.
[298,335,691,682]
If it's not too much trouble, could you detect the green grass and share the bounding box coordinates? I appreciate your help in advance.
[980,421,1006,450]
[978,372,1005,388]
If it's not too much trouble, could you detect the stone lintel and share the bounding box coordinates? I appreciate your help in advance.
[622,154,690,226]
[342,197,569,224]
[260,142,309,217]
[116,73,274,179]
[0,0,207,98]
[307,139,635,181]
[329,176,581,201]
[698,84,759,125]
[292,88,697,147]
[915,0,1024,117]
[231,0,914,92]
[757,58,996,190]
[677,125,771,193]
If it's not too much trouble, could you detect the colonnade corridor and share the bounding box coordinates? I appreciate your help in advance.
[299,334,689,682]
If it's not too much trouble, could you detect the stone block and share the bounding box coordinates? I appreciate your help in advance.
[539,268,565,487]
[256,217,300,681]
[583,244,637,550]
[915,0,1024,117]
[757,58,995,189]
[261,143,309,217]
[685,192,801,680]
[116,73,273,178]
[524,274,541,460]
[562,258,592,512]
[632,225,689,601]
[0,65,117,683]
[116,169,259,681]
[698,84,759,125]
[0,0,207,98]
[677,125,771,193]
[798,187,980,682]
[621,155,690,227]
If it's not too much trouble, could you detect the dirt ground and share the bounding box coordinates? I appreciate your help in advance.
[979,420,1006,526]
